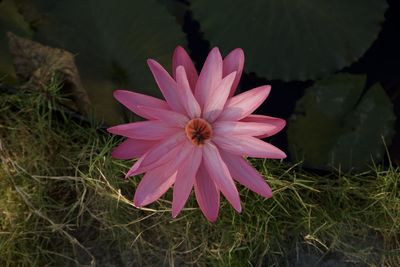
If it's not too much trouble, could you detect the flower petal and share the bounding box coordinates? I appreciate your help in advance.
[194,47,223,109]
[126,133,186,177]
[240,115,286,138]
[223,48,244,97]
[172,145,202,218]
[172,46,198,91]
[133,141,194,207]
[133,165,178,207]
[126,142,182,178]
[203,71,237,122]
[147,59,185,113]
[220,151,272,198]
[111,139,157,159]
[213,135,286,159]
[218,85,271,121]
[213,120,284,137]
[176,66,201,119]
[203,142,241,212]
[113,90,170,120]
[124,156,144,179]
[107,121,180,140]
[135,105,189,127]
[194,163,220,222]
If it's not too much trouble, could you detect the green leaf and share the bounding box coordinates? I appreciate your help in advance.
[191,0,387,81]
[31,0,186,123]
[288,74,396,170]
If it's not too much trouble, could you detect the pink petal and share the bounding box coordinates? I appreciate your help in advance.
[133,140,194,207]
[203,71,237,122]
[194,163,220,222]
[135,105,189,128]
[126,133,186,177]
[203,142,241,212]
[113,90,170,120]
[126,142,183,178]
[194,47,223,109]
[172,46,198,91]
[220,151,272,198]
[111,139,157,159]
[223,48,244,97]
[240,115,286,139]
[147,59,185,113]
[133,165,178,207]
[172,145,202,218]
[213,135,286,159]
[213,120,284,137]
[107,121,180,140]
[125,156,146,178]
[218,85,271,121]
[175,66,201,119]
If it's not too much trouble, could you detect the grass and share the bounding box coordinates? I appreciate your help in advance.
[0,81,399,266]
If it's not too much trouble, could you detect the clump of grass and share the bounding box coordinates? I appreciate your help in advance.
[0,81,399,266]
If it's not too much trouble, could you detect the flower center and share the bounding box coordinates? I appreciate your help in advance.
[185,118,212,146]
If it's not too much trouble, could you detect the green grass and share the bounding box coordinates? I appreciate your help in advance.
[0,82,399,266]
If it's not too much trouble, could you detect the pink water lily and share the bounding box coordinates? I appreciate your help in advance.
[108,46,286,222]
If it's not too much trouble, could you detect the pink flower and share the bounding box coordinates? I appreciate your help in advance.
[108,46,286,222]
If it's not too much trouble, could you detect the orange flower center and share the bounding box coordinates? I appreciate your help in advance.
[185,118,212,146]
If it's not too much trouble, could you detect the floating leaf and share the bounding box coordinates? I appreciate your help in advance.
[288,74,395,170]
[191,0,387,81]
[30,0,185,123]
[157,0,188,26]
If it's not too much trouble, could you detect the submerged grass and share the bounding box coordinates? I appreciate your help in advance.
[0,82,399,266]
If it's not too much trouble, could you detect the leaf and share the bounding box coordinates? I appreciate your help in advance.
[30,0,186,123]
[7,32,91,115]
[288,74,396,170]
[191,0,387,81]
[157,0,188,26]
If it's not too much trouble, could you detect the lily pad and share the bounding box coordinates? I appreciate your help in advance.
[191,0,387,81]
[30,0,185,123]
[288,74,395,170]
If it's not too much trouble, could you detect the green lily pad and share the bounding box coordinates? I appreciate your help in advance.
[0,0,33,82]
[288,74,396,170]
[191,0,387,81]
[30,0,185,123]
